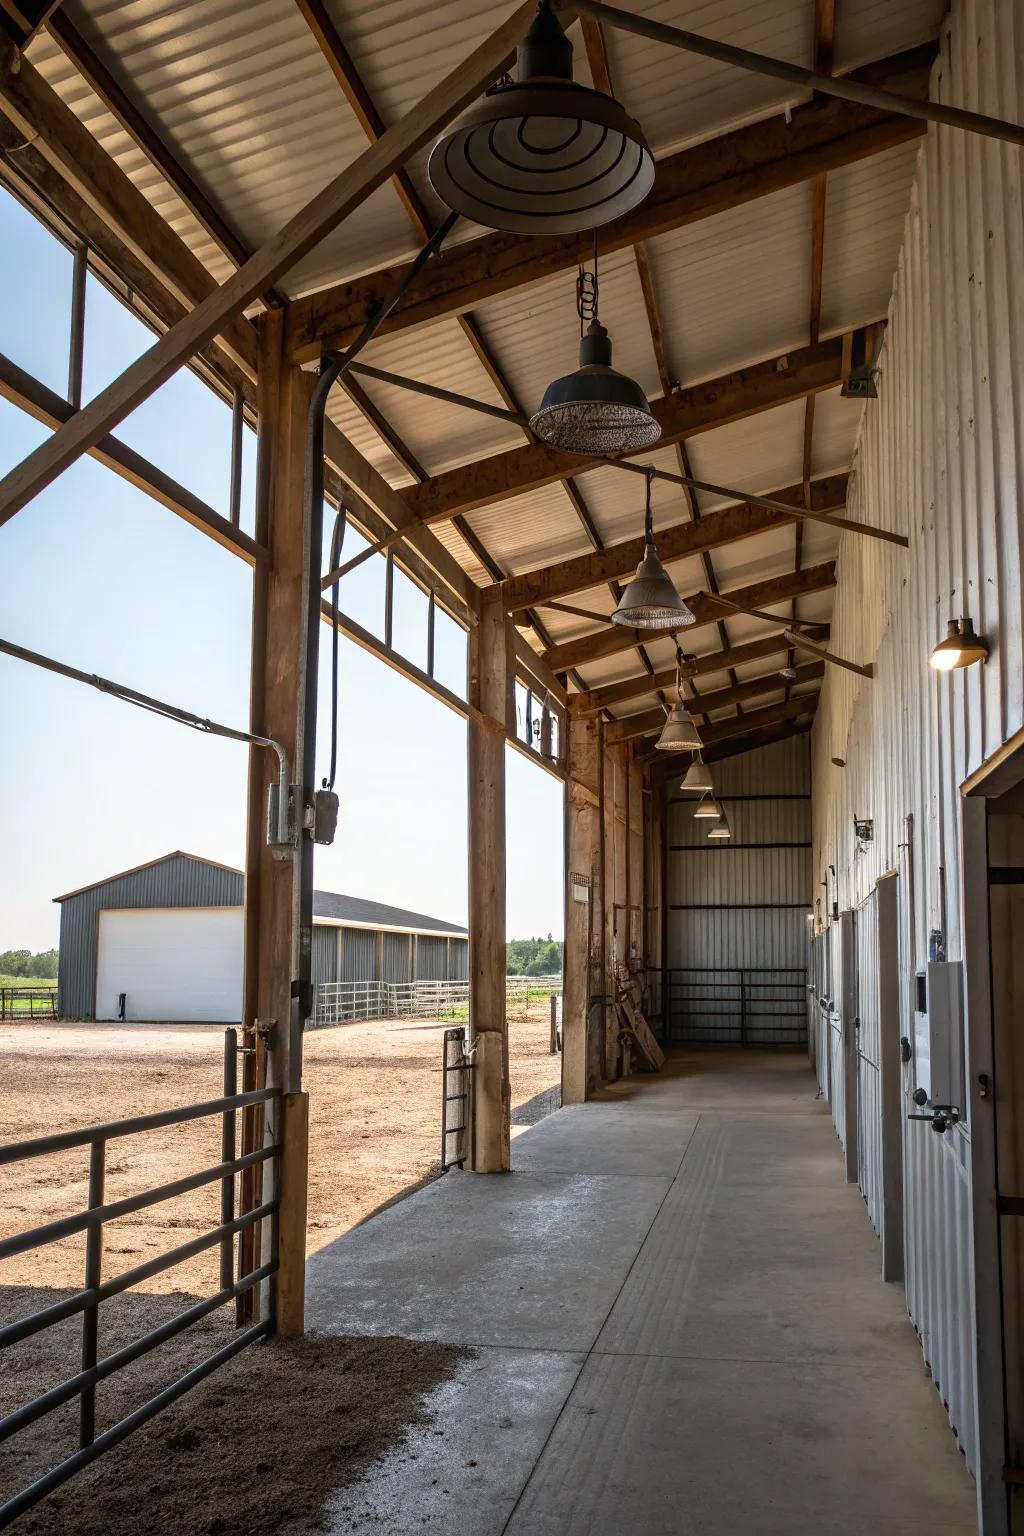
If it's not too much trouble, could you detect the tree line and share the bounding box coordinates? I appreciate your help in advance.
[506,937,562,976]
[0,949,59,979]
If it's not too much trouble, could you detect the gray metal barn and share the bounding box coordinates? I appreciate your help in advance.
[54,852,468,1022]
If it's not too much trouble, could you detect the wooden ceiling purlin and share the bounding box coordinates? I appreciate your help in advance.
[543,562,837,672]
[403,337,858,525]
[0,0,60,47]
[501,474,847,612]
[576,628,829,714]
[605,661,824,743]
[284,45,933,364]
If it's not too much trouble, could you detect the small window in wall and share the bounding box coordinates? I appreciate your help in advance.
[333,520,386,641]
[0,187,74,396]
[431,604,467,700]
[390,564,429,673]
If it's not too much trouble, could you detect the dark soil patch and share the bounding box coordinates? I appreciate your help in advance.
[0,1286,464,1535]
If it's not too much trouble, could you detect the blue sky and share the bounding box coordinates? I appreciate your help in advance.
[0,188,564,951]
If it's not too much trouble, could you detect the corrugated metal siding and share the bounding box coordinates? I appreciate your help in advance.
[57,854,242,1019]
[449,938,469,981]
[666,736,811,1042]
[311,925,338,988]
[414,935,448,981]
[811,0,1024,1474]
[340,927,377,983]
[382,931,412,984]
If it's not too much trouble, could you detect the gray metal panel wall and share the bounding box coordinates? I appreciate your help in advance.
[340,927,377,982]
[311,925,338,988]
[57,855,243,1020]
[666,736,811,1042]
[415,936,448,981]
[449,938,469,981]
[382,931,412,984]
[810,0,1024,1471]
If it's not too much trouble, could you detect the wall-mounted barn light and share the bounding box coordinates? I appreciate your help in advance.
[612,471,694,630]
[929,616,989,671]
[679,757,714,794]
[428,0,654,236]
[530,250,661,456]
[693,794,723,820]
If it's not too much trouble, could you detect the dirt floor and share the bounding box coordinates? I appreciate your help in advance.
[0,1009,558,1527]
[0,1008,561,1297]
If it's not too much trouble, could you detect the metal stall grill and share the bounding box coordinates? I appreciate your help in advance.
[0,1029,279,1524]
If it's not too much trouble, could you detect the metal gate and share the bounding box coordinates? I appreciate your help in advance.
[827,919,846,1151]
[855,886,883,1236]
[440,1027,471,1171]
[809,932,830,1099]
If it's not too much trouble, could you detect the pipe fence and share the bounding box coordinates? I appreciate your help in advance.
[0,1028,279,1526]
[312,974,562,1027]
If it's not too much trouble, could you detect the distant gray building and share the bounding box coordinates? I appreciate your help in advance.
[54,851,468,1022]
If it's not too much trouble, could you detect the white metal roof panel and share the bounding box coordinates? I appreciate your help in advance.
[820,140,922,337]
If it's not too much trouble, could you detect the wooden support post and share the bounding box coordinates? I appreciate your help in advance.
[467,591,512,1171]
[240,309,315,1333]
[275,1091,309,1339]
[563,703,601,1103]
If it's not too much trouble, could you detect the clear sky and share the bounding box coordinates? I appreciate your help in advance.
[0,187,564,952]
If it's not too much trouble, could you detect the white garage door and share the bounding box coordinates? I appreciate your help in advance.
[96,907,243,1022]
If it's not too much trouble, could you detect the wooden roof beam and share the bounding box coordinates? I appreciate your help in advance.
[502,474,846,612]
[284,46,933,364]
[544,562,836,672]
[404,339,854,524]
[606,661,823,743]
[577,629,829,713]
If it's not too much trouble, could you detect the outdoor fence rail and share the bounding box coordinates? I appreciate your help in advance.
[664,967,809,1047]
[0,1027,280,1528]
[312,974,561,1027]
[0,987,57,1021]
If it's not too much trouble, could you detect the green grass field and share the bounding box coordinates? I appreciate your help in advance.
[0,975,57,1016]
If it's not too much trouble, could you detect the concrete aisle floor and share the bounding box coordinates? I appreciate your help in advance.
[306,1049,978,1535]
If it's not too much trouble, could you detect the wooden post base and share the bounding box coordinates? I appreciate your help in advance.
[275,1091,309,1339]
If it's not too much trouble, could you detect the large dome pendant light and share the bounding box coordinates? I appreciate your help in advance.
[427,1,654,236]
[612,469,695,630]
[530,247,661,455]
[656,647,703,751]
[680,756,713,794]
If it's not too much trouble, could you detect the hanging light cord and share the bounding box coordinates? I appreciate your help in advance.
[643,465,655,543]
[576,230,599,334]
[323,506,347,794]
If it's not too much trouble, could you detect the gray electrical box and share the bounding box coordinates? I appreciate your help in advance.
[913,960,964,1109]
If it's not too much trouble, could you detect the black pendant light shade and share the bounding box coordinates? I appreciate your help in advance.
[529,319,662,455]
[612,471,695,631]
[427,2,654,236]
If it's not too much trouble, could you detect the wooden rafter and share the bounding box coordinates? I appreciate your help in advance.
[577,629,829,714]
[606,662,823,743]
[544,563,836,672]
[0,0,539,525]
[404,339,855,524]
[283,46,933,364]
[0,0,60,46]
[501,474,847,611]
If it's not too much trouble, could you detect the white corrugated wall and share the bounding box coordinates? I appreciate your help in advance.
[811,0,1024,1478]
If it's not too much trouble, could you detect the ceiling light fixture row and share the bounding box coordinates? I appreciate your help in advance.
[612,469,694,631]
[657,645,703,751]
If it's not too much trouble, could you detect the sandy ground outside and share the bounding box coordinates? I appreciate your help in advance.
[0,1009,561,1300]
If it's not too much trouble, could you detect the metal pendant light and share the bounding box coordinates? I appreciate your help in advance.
[679,756,713,794]
[428,1,654,236]
[530,248,661,456]
[929,616,989,671]
[707,811,732,840]
[612,470,693,630]
[693,793,723,820]
[656,648,702,750]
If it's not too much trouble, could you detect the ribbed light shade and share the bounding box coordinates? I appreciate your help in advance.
[427,4,653,235]
[656,700,702,751]
[529,321,661,455]
[679,760,713,794]
[611,540,695,631]
[693,794,723,819]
